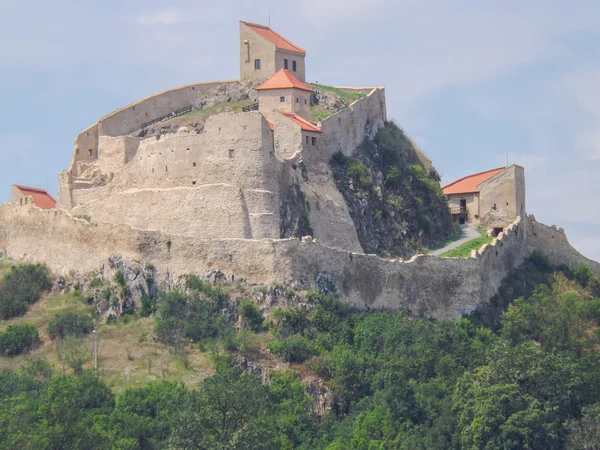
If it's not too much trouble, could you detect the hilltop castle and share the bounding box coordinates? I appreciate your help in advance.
[1,21,598,319]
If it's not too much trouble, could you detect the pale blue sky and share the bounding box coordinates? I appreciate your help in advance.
[1,1,599,259]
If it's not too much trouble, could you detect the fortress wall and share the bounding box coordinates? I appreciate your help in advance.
[331,86,380,96]
[319,88,387,160]
[97,81,239,137]
[526,216,600,276]
[273,111,303,159]
[479,165,526,229]
[97,136,143,174]
[71,124,99,176]
[0,203,531,320]
[70,112,283,239]
[0,202,287,282]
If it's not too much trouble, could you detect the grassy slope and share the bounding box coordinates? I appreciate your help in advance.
[0,291,216,393]
[308,83,365,122]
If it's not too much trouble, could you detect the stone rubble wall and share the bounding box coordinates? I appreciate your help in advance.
[0,201,528,320]
[526,215,600,276]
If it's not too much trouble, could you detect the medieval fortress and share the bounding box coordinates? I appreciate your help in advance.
[1,21,598,319]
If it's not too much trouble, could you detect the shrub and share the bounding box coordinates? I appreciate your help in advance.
[574,263,594,288]
[529,249,550,269]
[0,324,41,356]
[0,264,52,320]
[267,336,317,363]
[47,312,94,340]
[239,300,264,332]
[140,294,157,317]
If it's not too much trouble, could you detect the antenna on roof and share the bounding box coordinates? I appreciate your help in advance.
[268,13,271,28]
[506,153,509,167]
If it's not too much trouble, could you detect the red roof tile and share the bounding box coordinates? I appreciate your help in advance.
[281,112,322,133]
[14,185,56,209]
[256,69,312,92]
[442,168,505,195]
[241,21,306,55]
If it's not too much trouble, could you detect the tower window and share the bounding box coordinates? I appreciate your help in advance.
[284,59,288,69]
[254,59,261,70]
[311,137,317,146]
[292,61,297,72]
[306,136,309,145]
[229,149,234,158]
[296,97,299,103]
[280,96,285,103]
[88,149,94,157]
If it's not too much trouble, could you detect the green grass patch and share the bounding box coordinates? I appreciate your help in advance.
[439,234,495,258]
[177,99,256,120]
[310,106,334,122]
[308,83,365,105]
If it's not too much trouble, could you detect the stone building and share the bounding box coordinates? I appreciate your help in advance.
[443,164,525,230]
[239,21,306,81]
[11,185,56,209]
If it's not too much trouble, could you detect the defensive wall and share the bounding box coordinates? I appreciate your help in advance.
[526,215,600,277]
[69,112,284,240]
[0,200,531,320]
[68,80,239,178]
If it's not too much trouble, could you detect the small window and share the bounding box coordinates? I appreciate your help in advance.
[229,149,234,158]
[193,162,197,167]
[305,136,309,145]
[280,96,285,103]
[305,99,307,105]
[284,59,289,69]
[296,97,299,103]
[311,137,317,146]
[88,149,94,157]
[76,149,80,155]
[192,181,197,185]
[292,61,297,72]
[254,59,261,70]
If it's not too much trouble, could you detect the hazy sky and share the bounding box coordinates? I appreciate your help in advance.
[1,1,599,260]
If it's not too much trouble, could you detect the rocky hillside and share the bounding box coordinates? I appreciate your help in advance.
[330,122,455,258]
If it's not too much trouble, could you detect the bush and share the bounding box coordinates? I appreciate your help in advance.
[140,294,156,317]
[0,324,41,356]
[529,249,550,269]
[267,335,317,363]
[0,264,52,320]
[239,300,264,332]
[47,312,94,340]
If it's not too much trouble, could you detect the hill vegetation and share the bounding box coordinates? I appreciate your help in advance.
[1,254,599,448]
[331,122,456,258]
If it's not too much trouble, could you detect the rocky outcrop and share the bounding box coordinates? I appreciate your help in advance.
[330,122,455,258]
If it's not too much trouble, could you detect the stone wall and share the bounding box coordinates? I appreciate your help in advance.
[447,192,479,222]
[318,88,387,159]
[70,112,283,240]
[258,88,311,121]
[275,49,306,82]
[526,215,600,276]
[479,165,525,229]
[0,199,528,320]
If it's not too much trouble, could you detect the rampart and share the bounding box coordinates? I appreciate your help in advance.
[69,80,239,177]
[0,201,527,320]
[69,112,284,240]
[526,215,600,276]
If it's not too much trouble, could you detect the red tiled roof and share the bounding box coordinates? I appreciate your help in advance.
[442,167,505,195]
[256,69,312,92]
[14,185,56,209]
[281,112,322,133]
[266,119,275,131]
[241,21,306,55]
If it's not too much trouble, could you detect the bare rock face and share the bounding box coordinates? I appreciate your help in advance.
[311,89,346,112]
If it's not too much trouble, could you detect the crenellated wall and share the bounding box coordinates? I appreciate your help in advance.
[526,215,600,276]
[0,200,529,320]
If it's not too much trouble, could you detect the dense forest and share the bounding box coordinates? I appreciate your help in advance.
[1,252,600,449]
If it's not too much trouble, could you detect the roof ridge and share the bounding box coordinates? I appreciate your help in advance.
[241,21,306,55]
[14,184,50,194]
[442,167,506,190]
[256,69,312,92]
